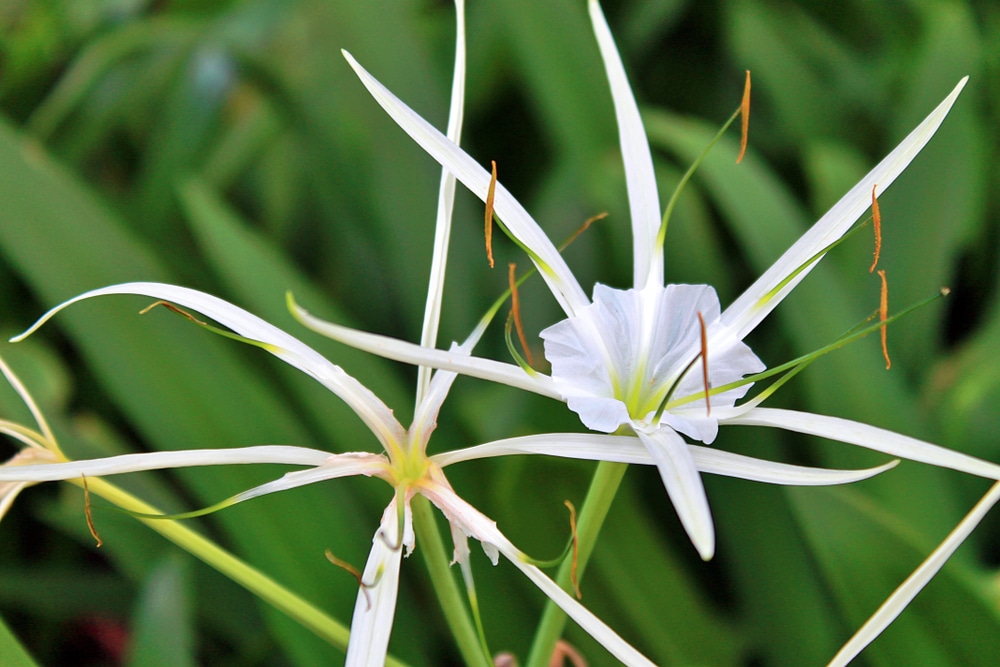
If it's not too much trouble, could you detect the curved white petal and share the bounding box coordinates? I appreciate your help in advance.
[345,498,412,667]
[827,481,1000,667]
[432,433,898,486]
[636,428,715,560]
[231,452,389,505]
[417,0,467,403]
[342,50,590,318]
[0,445,334,482]
[588,0,663,288]
[726,407,1000,480]
[721,78,968,340]
[418,482,656,666]
[290,301,563,400]
[12,283,407,449]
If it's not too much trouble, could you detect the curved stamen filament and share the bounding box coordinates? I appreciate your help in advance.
[82,474,103,548]
[509,263,534,367]
[325,549,372,610]
[564,500,581,600]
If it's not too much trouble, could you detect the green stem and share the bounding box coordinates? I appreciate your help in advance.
[83,477,410,667]
[525,460,628,667]
[411,494,492,667]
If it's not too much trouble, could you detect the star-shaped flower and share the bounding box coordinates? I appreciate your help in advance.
[313,0,1000,566]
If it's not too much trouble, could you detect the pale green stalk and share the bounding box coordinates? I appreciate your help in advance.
[525,460,628,667]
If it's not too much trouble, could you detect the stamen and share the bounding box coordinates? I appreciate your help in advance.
[736,70,751,164]
[485,160,498,268]
[877,269,891,370]
[869,184,882,273]
[558,212,608,251]
[509,263,534,367]
[325,549,372,610]
[697,312,711,416]
[564,500,581,600]
[139,300,207,325]
[82,475,102,548]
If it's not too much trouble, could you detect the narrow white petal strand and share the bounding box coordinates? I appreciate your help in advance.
[417,0,467,403]
[727,407,1000,480]
[721,78,968,340]
[827,481,1000,667]
[588,0,662,288]
[342,51,589,317]
[345,500,408,667]
[0,446,335,482]
[13,283,406,448]
[233,452,388,505]
[636,428,715,560]
[291,302,564,400]
[434,433,895,485]
[0,481,29,520]
[419,483,656,666]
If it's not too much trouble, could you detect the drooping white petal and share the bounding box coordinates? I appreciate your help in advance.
[230,452,389,505]
[345,498,412,667]
[827,481,1000,667]
[418,481,656,666]
[417,0,467,404]
[290,300,563,400]
[726,407,1000,480]
[721,78,968,341]
[432,433,898,486]
[0,445,335,482]
[342,50,590,318]
[636,427,715,560]
[588,0,663,289]
[12,283,407,450]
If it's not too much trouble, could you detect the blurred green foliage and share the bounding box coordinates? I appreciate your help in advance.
[1,0,999,665]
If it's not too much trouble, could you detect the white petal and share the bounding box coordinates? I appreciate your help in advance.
[12,283,407,449]
[418,482,656,666]
[345,499,410,667]
[417,0,467,402]
[721,78,968,340]
[231,452,389,505]
[726,407,1000,480]
[433,432,897,485]
[0,445,334,482]
[636,428,715,560]
[588,0,663,288]
[342,50,590,318]
[290,300,563,400]
[827,481,1000,667]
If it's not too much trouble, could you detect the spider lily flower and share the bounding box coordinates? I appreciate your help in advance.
[327,0,1000,563]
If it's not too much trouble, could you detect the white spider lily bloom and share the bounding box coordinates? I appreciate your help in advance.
[334,0,996,563]
[3,282,654,667]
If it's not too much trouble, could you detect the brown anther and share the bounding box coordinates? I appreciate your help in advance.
[736,70,751,164]
[697,312,711,416]
[325,549,372,610]
[549,639,588,667]
[559,212,608,251]
[139,300,207,326]
[509,263,534,367]
[485,160,498,268]
[82,475,102,548]
[877,269,891,370]
[564,500,581,600]
[869,184,882,273]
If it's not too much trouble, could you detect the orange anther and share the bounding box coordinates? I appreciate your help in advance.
[697,312,711,415]
[877,269,890,370]
[485,160,498,268]
[737,70,751,164]
[509,263,534,367]
[869,184,882,273]
[82,475,102,548]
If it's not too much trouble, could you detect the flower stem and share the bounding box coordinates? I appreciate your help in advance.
[525,460,628,667]
[411,493,493,667]
[82,477,411,667]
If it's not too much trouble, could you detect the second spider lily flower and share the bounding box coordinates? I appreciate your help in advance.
[331,0,1000,562]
